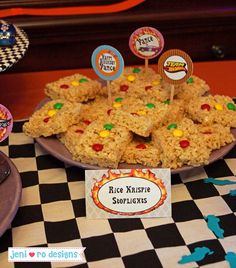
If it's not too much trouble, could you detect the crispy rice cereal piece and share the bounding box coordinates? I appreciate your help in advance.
[58,121,89,155]
[23,100,81,138]
[186,95,236,127]
[175,75,210,101]
[78,96,111,122]
[100,66,155,95]
[111,96,171,132]
[101,67,180,102]
[152,118,211,169]
[121,136,161,167]
[73,119,133,168]
[44,73,102,102]
[110,109,154,137]
[197,124,235,150]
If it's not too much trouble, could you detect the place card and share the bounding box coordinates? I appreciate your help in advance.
[85,169,171,219]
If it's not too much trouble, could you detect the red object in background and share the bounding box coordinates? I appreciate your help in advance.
[0,0,145,17]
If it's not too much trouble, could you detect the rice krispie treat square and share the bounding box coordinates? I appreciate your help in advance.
[23,99,81,138]
[101,66,180,102]
[186,95,236,127]
[110,109,154,137]
[58,121,89,155]
[121,136,161,167]
[152,118,211,169]
[109,96,184,134]
[45,73,102,102]
[175,75,210,101]
[100,66,156,96]
[78,96,112,123]
[197,124,235,150]
[73,119,133,168]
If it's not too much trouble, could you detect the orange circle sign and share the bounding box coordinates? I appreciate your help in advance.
[158,49,193,85]
[91,45,124,81]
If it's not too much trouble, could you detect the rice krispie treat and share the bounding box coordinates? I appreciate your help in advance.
[152,118,211,169]
[23,99,81,138]
[45,73,102,102]
[175,75,210,101]
[101,66,180,102]
[73,119,133,168]
[100,66,155,95]
[58,121,89,155]
[110,109,154,137]
[186,95,236,127]
[197,124,235,150]
[121,136,161,167]
[78,96,111,122]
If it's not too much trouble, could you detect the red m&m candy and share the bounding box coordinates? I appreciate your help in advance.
[201,104,210,111]
[92,143,103,152]
[60,84,69,89]
[179,140,190,148]
[120,85,129,92]
[136,143,146,149]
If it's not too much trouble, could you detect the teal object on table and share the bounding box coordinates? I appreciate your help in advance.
[178,247,214,264]
[225,252,236,268]
[204,177,236,185]
[229,189,236,196]
[205,215,224,239]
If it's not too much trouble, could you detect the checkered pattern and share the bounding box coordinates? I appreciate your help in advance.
[0,120,236,268]
[0,21,29,72]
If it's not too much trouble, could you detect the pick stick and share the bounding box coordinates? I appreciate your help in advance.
[170,84,175,103]
[145,58,149,72]
[107,80,112,107]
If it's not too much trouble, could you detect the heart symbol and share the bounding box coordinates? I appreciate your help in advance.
[29,252,35,257]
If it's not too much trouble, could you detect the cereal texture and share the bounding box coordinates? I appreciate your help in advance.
[58,122,88,155]
[121,136,160,167]
[73,120,133,168]
[25,68,236,169]
[23,100,81,138]
[175,75,210,101]
[186,95,236,127]
[45,73,102,102]
[152,118,211,168]
[197,124,235,150]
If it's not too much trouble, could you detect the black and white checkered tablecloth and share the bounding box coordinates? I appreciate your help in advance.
[0,120,236,268]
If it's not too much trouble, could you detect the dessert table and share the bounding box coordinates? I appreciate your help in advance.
[0,120,236,268]
[0,60,236,267]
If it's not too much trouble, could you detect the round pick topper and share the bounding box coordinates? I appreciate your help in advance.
[91,45,124,81]
[129,27,164,59]
[158,49,193,85]
[0,104,13,142]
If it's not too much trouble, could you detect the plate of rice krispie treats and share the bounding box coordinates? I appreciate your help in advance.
[23,67,236,173]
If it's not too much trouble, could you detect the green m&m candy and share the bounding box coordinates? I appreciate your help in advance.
[167,123,177,130]
[103,123,114,130]
[227,103,236,111]
[53,102,63,110]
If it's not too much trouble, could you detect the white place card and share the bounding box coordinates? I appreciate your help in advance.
[85,169,171,219]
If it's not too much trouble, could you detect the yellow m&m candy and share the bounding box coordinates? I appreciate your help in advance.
[71,80,80,86]
[214,103,223,110]
[47,109,57,117]
[127,75,136,82]
[137,110,147,116]
[173,129,184,138]
[152,80,160,85]
[99,130,110,138]
[113,102,122,109]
